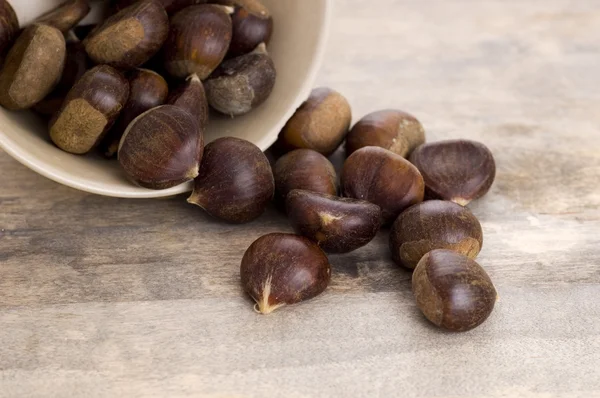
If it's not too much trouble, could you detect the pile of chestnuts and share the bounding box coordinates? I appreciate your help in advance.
[0,0,498,332]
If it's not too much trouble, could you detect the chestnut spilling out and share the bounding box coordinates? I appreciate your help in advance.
[0,0,500,329]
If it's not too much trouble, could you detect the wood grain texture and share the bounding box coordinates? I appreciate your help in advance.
[1,0,600,397]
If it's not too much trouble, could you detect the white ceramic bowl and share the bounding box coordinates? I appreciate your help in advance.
[0,0,332,198]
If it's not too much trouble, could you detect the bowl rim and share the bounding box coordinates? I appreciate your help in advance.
[0,0,334,199]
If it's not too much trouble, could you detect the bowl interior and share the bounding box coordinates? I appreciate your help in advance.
[0,0,331,198]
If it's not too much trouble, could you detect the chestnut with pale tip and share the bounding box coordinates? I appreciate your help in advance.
[84,0,169,69]
[240,233,331,314]
[188,137,274,223]
[167,74,209,129]
[163,4,233,80]
[412,249,497,332]
[341,146,424,224]
[346,109,426,158]
[274,87,352,156]
[118,105,203,189]
[389,200,483,270]
[0,0,19,57]
[409,139,496,206]
[102,68,169,158]
[0,24,66,111]
[50,65,129,155]
[35,0,91,33]
[205,43,276,116]
[286,190,382,253]
[273,148,337,203]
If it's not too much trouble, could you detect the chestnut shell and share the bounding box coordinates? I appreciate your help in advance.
[0,0,19,56]
[241,233,331,314]
[167,74,209,128]
[114,0,208,15]
[227,2,273,57]
[35,0,91,33]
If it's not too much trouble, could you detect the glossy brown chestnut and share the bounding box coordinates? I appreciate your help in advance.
[119,105,203,189]
[114,0,207,15]
[50,65,129,154]
[273,148,337,203]
[409,139,496,206]
[286,190,382,253]
[389,200,483,270]
[35,0,91,33]
[167,74,209,128]
[216,0,273,57]
[188,137,274,223]
[341,146,424,224]
[412,249,497,332]
[0,25,66,111]
[240,233,331,314]
[102,68,169,158]
[205,43,276,116]
[346,109,426,158]
[0,0,19,57]
[33,35,89,117]
[275,87,352,156]
[84,0,169,69]
[163,4,233,80]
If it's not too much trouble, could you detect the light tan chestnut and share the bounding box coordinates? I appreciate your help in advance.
[274,87,352,156]
[118,105,203,189]
[35,0,91,33]
[0,25,66,111]
[84,0,169,69]
[346,109,425,158]
[50,65,130,155]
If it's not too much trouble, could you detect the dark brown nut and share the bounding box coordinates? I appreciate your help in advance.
[346,109,425,158]
[240,233,331,314]
[275,87,352,156]
[218,0,273,57]
[413,249,497,332]
[167,74,209,128]
[33,36,89,117]
[73,24,96,40]
[286,189,382,253]
[409,139,496,206]
[0,25,66,111]
[273,148,337,203]
[389,200,483,270]
[35,0,91,33]
[50,65,129,154]
[341,146,424,224]
[84,0,169,69]
[114,0,208,15]
[188,137,274,223]
[102,68,169,158]
[0,0,19,57]
[118,105,203,189]
[163,4,233,80]
[205,43,276,116]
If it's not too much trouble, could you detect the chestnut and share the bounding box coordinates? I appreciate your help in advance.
[409,139,496,206]
[114,0,208,15]
[240,233,331,314]
[0,0,19,57]
[341,146,424,224]
[389,200,483,270]
[187,137,274,223]
[412,249,497,332]
[0,25,66,111]
[167,74,209,128]
[286,189,382,253]
[214,0,273,57]
[163,4,233,80]
[84,0,169,69]
[274,87,352,156]
[102,68,169,158]
[35,0,91,33]
[273,148,337,203]
[346,109,426,158]
[118,105,203,189]
[50,65,130,154]
[205,43,276,116]
[33,34,89,117]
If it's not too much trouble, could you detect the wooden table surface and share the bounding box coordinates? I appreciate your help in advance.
[2,0,600,397]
